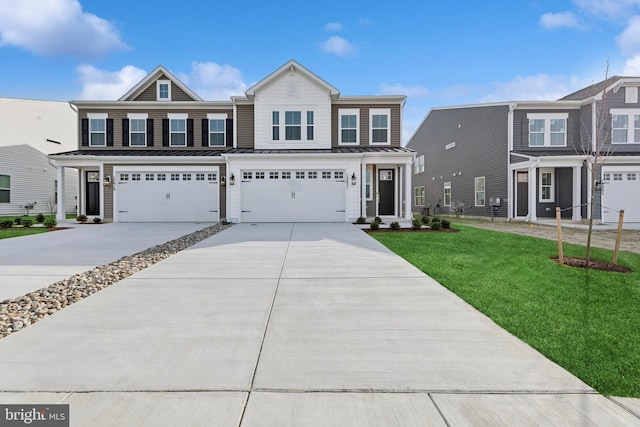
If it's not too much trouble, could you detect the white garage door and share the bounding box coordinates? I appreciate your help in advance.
[240,170,346,222]
[115,167,219,222]
[601,169,640,223]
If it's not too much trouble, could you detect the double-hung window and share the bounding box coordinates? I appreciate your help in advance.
[527,113,568,147]
[365,165,373,200]
[611,109,640,144]
[539,168,554,202]
[0,174,9,203]
[271,110,315,142]
[285,111,301,140]
[88,113,107,147]
[306,111,314,140]
[414,186,425,206]
[208,113,226,147]
[414,155,424,174]
[475,177,485,207]
[444,182,451,207]
[339,109,359,144]
[272,112,280,141]
[168,113,187,147]
[128,113,147,147]
[157,80,171,101]
[370,109,390,144]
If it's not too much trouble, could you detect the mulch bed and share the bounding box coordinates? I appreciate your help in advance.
[551,256,632,273]
[364,227,460,233]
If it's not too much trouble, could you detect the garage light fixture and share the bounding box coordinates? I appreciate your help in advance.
[229,174,235,185]
[103,175,111,186]
[351,173,357,186]
[221,175,226,186]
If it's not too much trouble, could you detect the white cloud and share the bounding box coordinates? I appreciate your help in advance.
[0,0,127,58]
[76,65,147,100]
[572,0,640,19]
[540,11,582,29]
[481,74,586,102]
[623,54,640,74]
[178,61,247,100]
[380,83,430,98]
[617,16,640,55]
[325,22,342,31]
[321,36,355,57]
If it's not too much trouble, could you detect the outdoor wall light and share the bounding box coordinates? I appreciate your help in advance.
[351,172,357,186]
[220,175,226,186]
[230,173,235,185]
[103,175,111,185]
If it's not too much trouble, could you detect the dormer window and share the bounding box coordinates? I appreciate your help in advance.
[157,80,171,101]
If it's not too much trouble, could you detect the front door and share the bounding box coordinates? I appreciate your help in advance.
[378,169,395,216]
[86,171,100,216]
[516,171,528,217]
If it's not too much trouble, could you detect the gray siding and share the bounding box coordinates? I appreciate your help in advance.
[104,164,114,220]
[132,75,196,102]
[513,109,584,153]
[331,104,402,148]
[600,88,640,154]
[535,168,573,219]
[408,104,510,218]
[236,104,254,148]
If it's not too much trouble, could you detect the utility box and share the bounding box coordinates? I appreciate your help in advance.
[489,197,501,207]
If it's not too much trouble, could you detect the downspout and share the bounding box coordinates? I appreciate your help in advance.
[507,103,517,220]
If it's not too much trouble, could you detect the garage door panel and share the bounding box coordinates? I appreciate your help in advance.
[602,170,640,223]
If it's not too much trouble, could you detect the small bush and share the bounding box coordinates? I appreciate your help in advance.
[44,218,57,228]
[22,219,33,228]
[431,221,442,230]
[390,221,400,230]
[421,215,430,225]
[1,220,12,229]
[77,214,88,223]
[441,219,451,229]
[356,216,366,224]
[93,217,102,224]
[14,217,22,225]
[370,221,380,230]
[411,218,422,230]
[36,213,45,223]
[374,216,382,224]
[431,217,441,225]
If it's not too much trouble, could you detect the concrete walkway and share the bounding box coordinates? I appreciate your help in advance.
[0,223,638,426]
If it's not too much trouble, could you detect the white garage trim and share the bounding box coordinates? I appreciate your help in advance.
[601,166,640,223]
[113,165,219,223]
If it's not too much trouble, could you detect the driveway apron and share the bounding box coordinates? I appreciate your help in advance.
[0,223,638,426]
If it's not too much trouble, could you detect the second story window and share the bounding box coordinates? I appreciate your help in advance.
[527,113,567,147]
[127,113,148,147]
[169,116,186,147]
[157,80,171,101]
[285,111,301,140]
[370,109,390,144]
[611,109,640,144]
[208,114,226,147]
[307,111,314,140]
[272,111,280,141]
[339,109,359,144]
[88,113,107,147]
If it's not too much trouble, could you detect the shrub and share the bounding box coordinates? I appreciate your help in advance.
[369,221,380,230]
[77,214,88,223]
[356,216,366,224]
[441,219,451,229]
[374,216,382,224]
[22,219,33,228]
[431,217,441,225]
[44,218,57,228]
[411,218,422,230]
[421,215,430,225]
[390,221,400,230]
[93,217,102,224]
[14,217,22,225]
[431,221,442,230]
[36,213,45,223]
[1,220,12,229]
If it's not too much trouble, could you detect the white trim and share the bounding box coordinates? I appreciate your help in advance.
[443,181,451,207]
[207,114,227,147]
[610,108,640,144]
[338,108,360,145]
[539,168,554,203]
[127,113,148,120]
[87,113,107,147]
[474,176,485,207]
[365,164,373,201]
[526,113,568,147]
[369,108,391,145]
[167,113,188,120]
[157,80,171,101]
[207,113,228,120]
[168,114,188,147]
[87,113,108,119]
[127,113,148,147]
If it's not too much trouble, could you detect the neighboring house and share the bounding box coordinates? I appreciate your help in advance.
[50,60,414,223]
[0,98,78,216]
[408,76,640,224]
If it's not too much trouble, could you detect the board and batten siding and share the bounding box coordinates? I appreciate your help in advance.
[252,70,332,149]
[331,104,402,148]
[408,104,509,217]
[236,105,255,148]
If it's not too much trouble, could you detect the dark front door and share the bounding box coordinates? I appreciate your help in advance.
[86,171,100,216]
[516,171,528,217]
[378,169,395,216]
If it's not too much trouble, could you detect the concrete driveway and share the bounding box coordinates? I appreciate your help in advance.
[0,223,638,426]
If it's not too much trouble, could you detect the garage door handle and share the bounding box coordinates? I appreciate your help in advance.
[241,210,251,213]
[118,210,128,213]
[336,210,345,212]
[209,210,218,213]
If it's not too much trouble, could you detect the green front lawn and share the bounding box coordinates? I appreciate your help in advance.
[372,226,640,398]
[0,228,48,239]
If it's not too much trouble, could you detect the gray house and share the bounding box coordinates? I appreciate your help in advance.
[408,76,640,224]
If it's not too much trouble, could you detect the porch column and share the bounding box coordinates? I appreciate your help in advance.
[56,166,65,222]
[404,164,412,220]
[572,165,582,221]
[361,162,367,218]
[528,167,537,222]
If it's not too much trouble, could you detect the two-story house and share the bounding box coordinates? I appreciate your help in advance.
[408,76,640,224]
[50,60,414,223]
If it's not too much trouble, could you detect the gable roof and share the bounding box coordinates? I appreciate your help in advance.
[118,65,202,102]
[243,60,340,100]
[559,76,628,101]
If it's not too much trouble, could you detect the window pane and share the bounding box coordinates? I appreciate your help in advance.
[210,133,225,146]
[272,111,279,125]
[90,133,105,146]
[285,111,301,125]
[542,173,552,186]
[0,175,10,188]
[372,114,387,128]
[307,111,314,124]
[341,115,356,128]
[159,83,169,98]
[550,133,564,146]
[0,189,9,203]
[529,119,544,133]
[90,118,105,131]
[342,129,356,143]
[130,119,145,132]
[612,129,627,143]
[542,187,551,200]
[285,126,301,140]
[372,129,387,143]
[130,133,146,146]
[529,134,544,146]
[210,119,224,132]
[171,134,186,146]
[550,119,565,132]
[307,126,314,140]
[612,115,628,129]
[171,119,185,132]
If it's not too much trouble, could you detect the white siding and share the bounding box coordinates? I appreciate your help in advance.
[253,71,332,149]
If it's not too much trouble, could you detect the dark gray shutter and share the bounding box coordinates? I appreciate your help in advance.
[202,119,209,147]
[566,117,573,146]
[147,119,154,146]
[81,118,89,147]
[521,118,529,147]
[162,119,169,147]
[226,118,233,147]
[106,119,114,147]
[122,119,129,147]
[187,119,194,147]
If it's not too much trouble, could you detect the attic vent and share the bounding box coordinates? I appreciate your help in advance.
[625,87,638,104]
[446,141,456,150]
[288,83,298,97]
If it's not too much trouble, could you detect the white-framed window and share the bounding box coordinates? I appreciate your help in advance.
[168,113,187,147]
[414,186,425,206]
[527,113,568,147]
[370,108,390,144]
[88,113,107,147]
[208,113,227,147]
[307,111,314,140]
[128,113,147,147]
[285,111,301,140]
[0,174,10,203]
[272,111,280,141]
[475,176,485,207]
[610,109,640,144]
[157,80,171,101]
[414,155,425,174]
[539,168,554,202]
[365,165,373,200]
[339,108,359,144]
[444,182,451,207]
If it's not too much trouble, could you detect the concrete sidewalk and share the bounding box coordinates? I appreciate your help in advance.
[0,223,638,426]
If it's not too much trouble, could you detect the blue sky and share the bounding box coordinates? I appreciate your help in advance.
[1,0,640,142]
